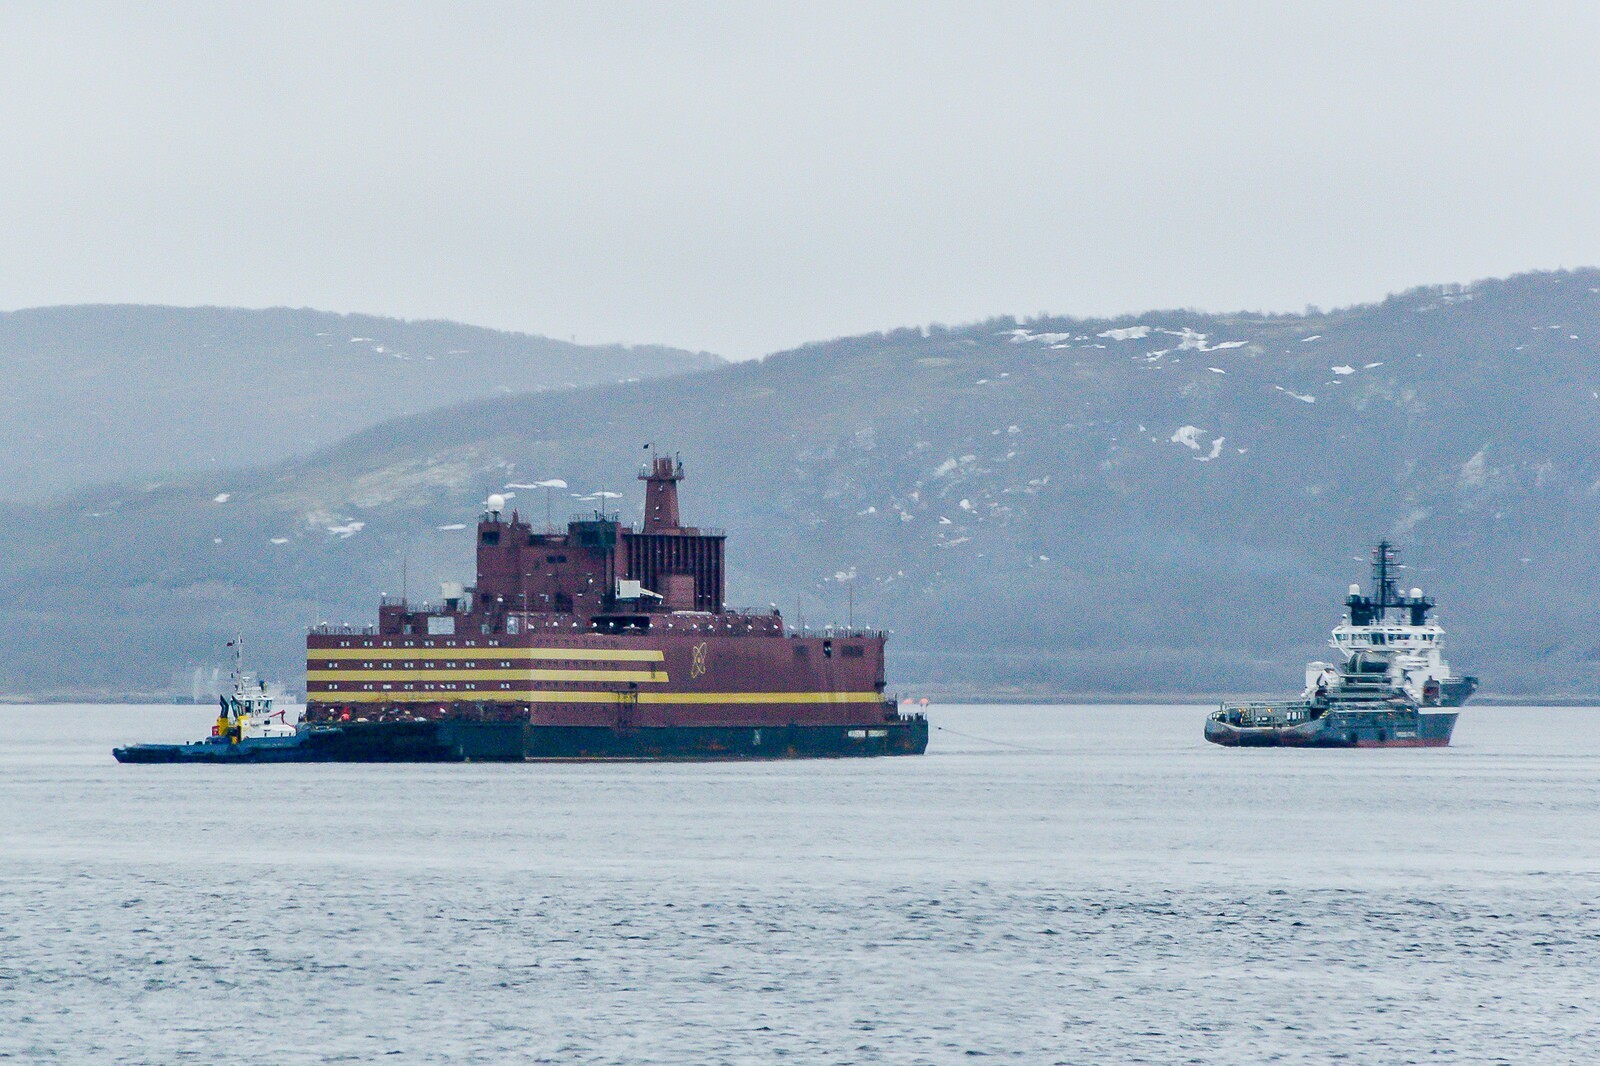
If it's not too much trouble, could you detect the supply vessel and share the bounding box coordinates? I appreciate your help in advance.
[1205,541,1463,748]
[291,454,927,760]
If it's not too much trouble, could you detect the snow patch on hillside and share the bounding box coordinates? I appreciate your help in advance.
[1006,329,1074,345]
[1460,449,1489,489]
[1170,426,1205,450]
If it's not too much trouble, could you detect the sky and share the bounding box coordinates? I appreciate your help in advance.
[2,2,1598,360]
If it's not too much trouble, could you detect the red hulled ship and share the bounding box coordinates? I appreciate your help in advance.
[300,455,928,760]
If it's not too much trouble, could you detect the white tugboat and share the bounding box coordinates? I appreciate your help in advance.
[1206,541,1472,748]
[1302,541,1478,708]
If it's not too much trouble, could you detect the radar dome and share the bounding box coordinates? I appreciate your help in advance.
[486,493,506,513]
[1348,583,1361,596]
[1410,587,1423,599]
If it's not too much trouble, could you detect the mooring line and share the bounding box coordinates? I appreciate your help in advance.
[932,724,1051,752]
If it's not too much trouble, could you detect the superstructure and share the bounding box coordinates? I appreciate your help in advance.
[1304,541,1477,707]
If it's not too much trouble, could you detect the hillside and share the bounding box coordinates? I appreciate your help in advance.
[0,305,720,501]
[4,270,1600,700]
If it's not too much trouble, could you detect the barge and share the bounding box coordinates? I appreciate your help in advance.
[295,454,927,760]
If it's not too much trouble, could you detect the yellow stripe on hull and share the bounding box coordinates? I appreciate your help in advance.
[305,669,667,684]
[305,690,885,705]
[307,647,665,662]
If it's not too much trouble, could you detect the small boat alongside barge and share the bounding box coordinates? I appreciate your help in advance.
[113,639,304,763]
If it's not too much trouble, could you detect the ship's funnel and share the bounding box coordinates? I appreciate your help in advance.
[639,454,684,532]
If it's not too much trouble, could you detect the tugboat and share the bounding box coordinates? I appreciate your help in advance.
[1206,652,1458,747]
[113,639,303,763]
[1304,541,1478,707]
[1204,542,1465,748]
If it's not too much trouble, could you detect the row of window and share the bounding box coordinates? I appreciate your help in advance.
[319,679,661,691]
[312,661,660,671]
[333,639,506,649]
[1340,633,1436,644]
[322,682,518,691]
[315,660,519,669]
[793,645,868,659]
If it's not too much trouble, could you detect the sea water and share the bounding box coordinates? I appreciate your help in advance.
[2,704,1598,1063]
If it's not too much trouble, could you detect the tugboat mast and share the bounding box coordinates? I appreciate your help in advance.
[1373,540,1399,619]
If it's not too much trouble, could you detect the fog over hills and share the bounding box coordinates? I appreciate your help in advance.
[4,270,1600,700]
[0,305,720,501]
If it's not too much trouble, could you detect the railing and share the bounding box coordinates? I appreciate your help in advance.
[784,626,886,639]
[1219,699,1309,713]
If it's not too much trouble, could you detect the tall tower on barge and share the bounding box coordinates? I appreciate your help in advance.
[304,454,928,760]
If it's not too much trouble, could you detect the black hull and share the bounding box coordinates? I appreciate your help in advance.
[115,717,930,763]
[1205,710,1457,748]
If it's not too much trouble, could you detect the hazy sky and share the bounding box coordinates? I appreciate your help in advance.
[3,3,1598,360]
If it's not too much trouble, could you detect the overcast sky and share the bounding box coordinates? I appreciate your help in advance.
[3,2,1597,360]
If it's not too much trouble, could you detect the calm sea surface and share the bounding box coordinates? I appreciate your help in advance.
[2,704,1598,1063]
